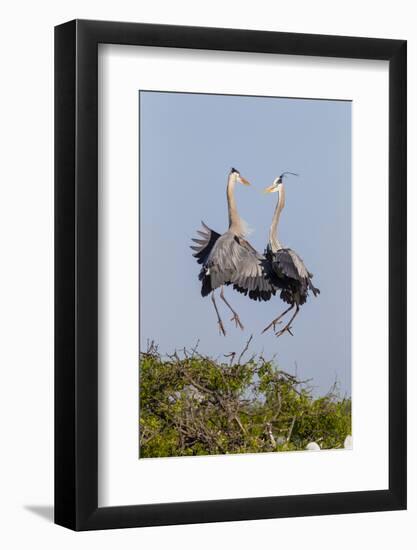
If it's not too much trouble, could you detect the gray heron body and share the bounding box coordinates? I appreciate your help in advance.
[191,168,275,335]
[262,173,320,337]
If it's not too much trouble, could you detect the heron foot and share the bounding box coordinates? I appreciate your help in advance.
[218,320,226,337]
[275,325,294,338]
[261,321,278,334]
[230,314,244,331]
[262,304,296,335]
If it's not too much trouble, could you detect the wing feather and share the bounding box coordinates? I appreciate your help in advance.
[190,222,221,266]
[229,237,276,301]
[270,248,320,302]
[192,226,278,301]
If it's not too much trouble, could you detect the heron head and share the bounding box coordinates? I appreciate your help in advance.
[230,167,251,186]
[263,172,298,193]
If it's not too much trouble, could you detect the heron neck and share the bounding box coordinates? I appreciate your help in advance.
[269,183,285,252]
[227,175,244,236]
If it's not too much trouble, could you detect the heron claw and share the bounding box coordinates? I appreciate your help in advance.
[275,325,294,338]
[262,317,288,334]
[230,314,244,331]
[262,321,277,334]
[218,320,226,337]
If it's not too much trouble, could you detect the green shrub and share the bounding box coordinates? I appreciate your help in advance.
[139,339,351,458]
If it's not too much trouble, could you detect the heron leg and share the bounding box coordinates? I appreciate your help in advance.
[261,304,294,334]
[275,305,300,337]
[220,286,244,330]
[211,291,226,336]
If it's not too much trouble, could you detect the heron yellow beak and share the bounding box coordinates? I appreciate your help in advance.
[263,184,277,193]
[238,175,251,186]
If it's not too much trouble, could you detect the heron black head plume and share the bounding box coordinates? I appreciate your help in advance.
[279,171,299,180]
[230,167,239,174]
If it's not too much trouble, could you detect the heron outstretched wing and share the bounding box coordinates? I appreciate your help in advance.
[230,237,276,302]
[190,221,221,265]
[194,231,275,301]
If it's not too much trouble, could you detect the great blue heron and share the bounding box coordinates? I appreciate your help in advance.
[191,168,275,336]
[262,172,320,337]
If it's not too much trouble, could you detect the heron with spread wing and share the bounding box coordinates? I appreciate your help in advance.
[191,168,275,336]
[262,172,320,337]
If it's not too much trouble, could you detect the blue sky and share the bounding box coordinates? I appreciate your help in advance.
[139,91,351,396]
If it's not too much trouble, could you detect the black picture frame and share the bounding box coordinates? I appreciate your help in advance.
[55,19,407,531]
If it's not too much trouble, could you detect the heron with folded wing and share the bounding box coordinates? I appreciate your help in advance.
[262,172,320,337]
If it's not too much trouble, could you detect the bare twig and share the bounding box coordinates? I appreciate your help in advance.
[238,335,253,364]
[224,352,236,366]
[286,416,297,442]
